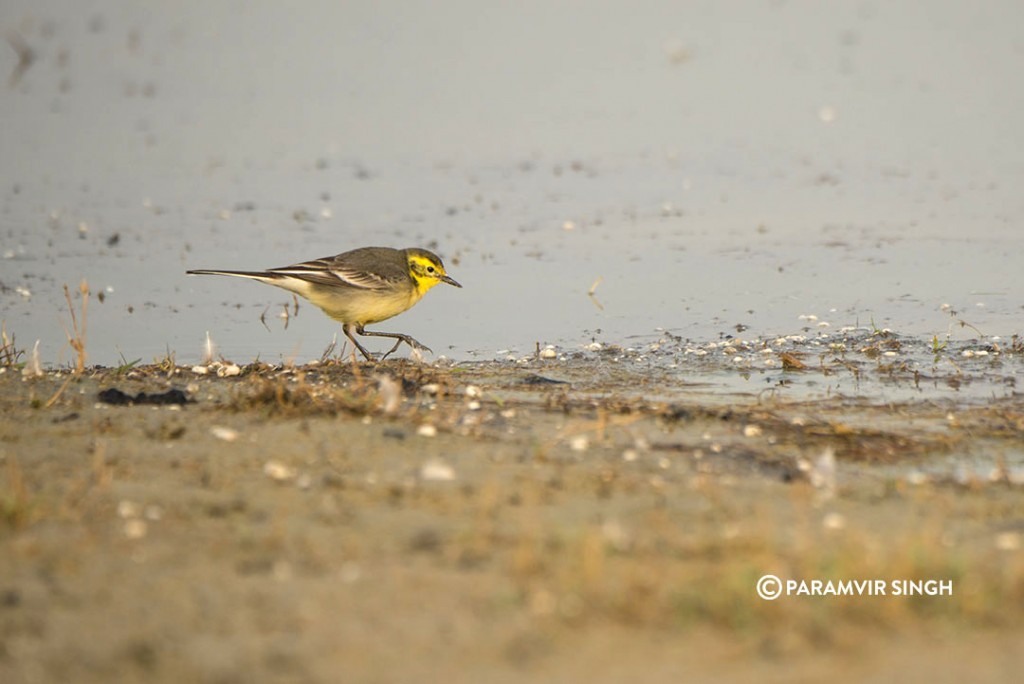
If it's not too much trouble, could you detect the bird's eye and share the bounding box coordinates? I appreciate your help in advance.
[427,266,435,273]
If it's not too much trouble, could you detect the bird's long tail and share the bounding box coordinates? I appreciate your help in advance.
[186,269,279,280]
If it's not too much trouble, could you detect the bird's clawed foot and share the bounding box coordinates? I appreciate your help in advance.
[379,335,432,362]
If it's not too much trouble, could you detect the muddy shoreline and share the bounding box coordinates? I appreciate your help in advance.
[2,342,1022,682]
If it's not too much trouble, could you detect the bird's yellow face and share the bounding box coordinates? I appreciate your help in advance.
[407,250,462,296]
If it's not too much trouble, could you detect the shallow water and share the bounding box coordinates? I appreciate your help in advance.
[2,1,1022,372]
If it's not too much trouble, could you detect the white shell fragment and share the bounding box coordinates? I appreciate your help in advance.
[22,340,43,378]
[216,363,241,378]
[808,447,837,498]
[995,532,1021,551]
[376,375,402,414]
[210,426,239,442]
[420,459,456,482]
[123,519,148,539]
[263,460,297,482]
[822,512,846,530]
[117,500,141,519]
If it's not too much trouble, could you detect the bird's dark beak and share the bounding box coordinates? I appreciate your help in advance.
[442,275,462,288]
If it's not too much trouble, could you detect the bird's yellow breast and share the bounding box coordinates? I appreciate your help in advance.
[302,285,423,326]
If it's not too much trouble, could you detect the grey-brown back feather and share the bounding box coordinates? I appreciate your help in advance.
[188,247,417,291]
[268,247,413,290]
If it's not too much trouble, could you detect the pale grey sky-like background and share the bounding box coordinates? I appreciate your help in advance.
[2,1,1022,365]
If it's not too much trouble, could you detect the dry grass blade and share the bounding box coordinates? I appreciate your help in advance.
[44,375,74,408]
[0,323,24,367]
[588,276,605,311]
[1,456,31,529]
[62,279,90,374]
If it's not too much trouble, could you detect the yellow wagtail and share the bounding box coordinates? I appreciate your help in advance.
[187,246,461,361]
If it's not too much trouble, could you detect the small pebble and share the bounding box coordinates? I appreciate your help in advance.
[420,459,456,481]
[822,512,846,530]
[264,461,297,482]
[210,426,239,442]
[569,435,589,452]
[123,519,147,539]
[117,500,141,519]
[416,424,437,437]
[906,471,929,486]
[995,532,1020,552]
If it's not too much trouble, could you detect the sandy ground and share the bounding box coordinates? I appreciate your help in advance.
[1,356,1023,683]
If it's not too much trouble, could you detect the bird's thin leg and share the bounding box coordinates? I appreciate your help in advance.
[356,325,431,361]
[380,338,405,361]
[343,323,376,362]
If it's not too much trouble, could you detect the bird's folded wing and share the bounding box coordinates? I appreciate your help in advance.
[268,260,396,290]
